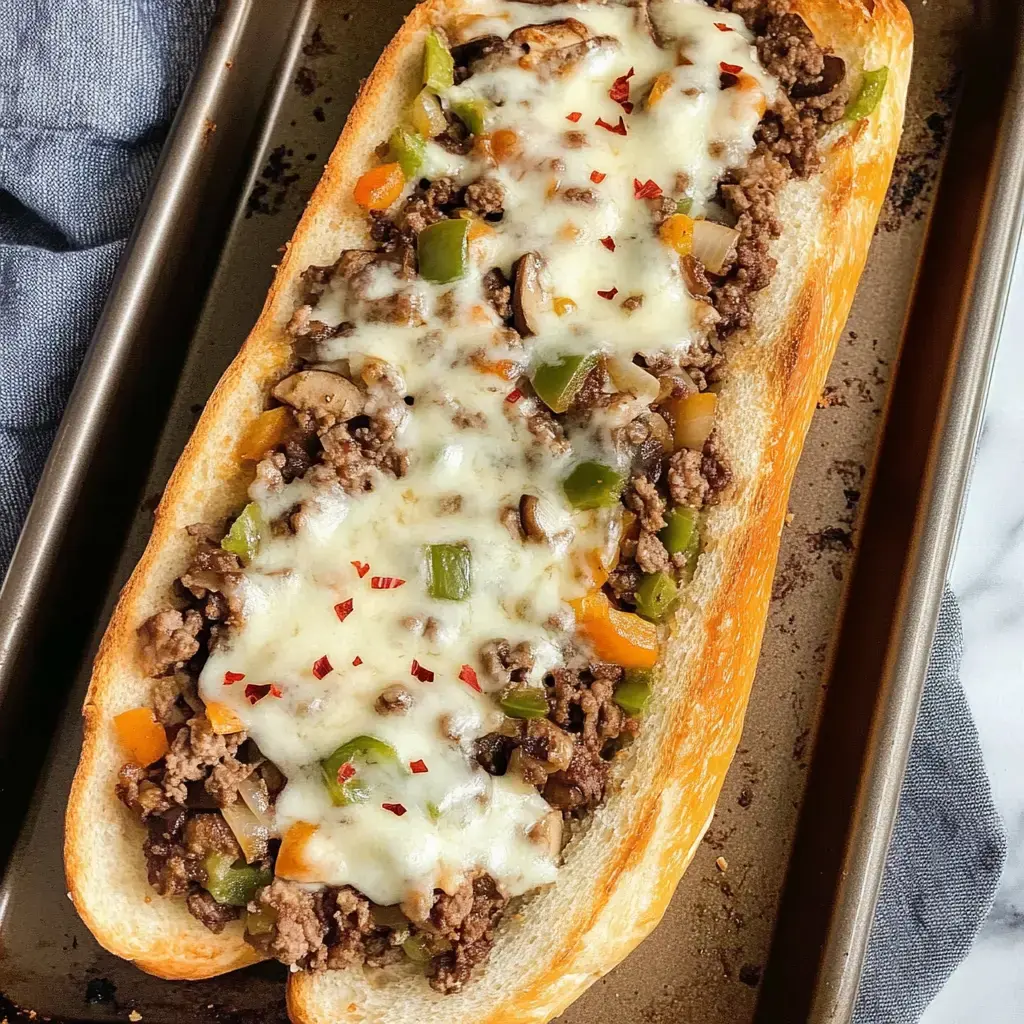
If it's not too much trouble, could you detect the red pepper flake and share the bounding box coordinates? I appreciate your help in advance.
[382,802,407,817]
[244,683,282,705]
[352,656,363,667]
[609,66,635,107]
[590,170,606,184]
[409,759,429,774]
[223,671,245,685]
[633,178,663,200]
[621,101,635,114]
[312,655,333,680]
[714,22,734,31]
[566,110,582,122]
[336,762,356,783]
[600,236,616,252]
[597,287,619,301]
[334,598,354,622]
[720,61,743,74]
[459,664,481,692]
[351,560,370,578]
[595,116,627,136]
[411,659,435,683]
[505,387,523,404]
[371,576,406,590]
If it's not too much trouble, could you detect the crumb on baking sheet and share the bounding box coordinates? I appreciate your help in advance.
[129,1012,142,1022]
[716,856,728,872]
[817,386,847,408]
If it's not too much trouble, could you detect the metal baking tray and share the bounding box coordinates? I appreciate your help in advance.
[0,0,1020,1020]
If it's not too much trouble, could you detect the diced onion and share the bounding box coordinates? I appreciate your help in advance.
[607,356,660,406]
[221,800,270,864]
[237,773,272,825]
[646,412,673,452]
[410,88,447,139]
[674,392,718,450]
[692,220,740,275]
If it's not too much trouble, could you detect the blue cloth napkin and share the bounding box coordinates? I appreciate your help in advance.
[0,3,1007,1020]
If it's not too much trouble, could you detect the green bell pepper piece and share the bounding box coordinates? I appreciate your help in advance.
[499,687,549,719]
[634,572,678,623]
[845,67,888,121]
[388,125,427,178]
[321,734,398,806]
[660,507,700,558]
[563,461,625,510]
[676,196,693,215]
[613,669,653,715]
[417,218,469,284]
[221,502,265,564]
[423,30,454,92]
[450,98,490,135]
[245,905,278,936]
[426,543,472,600]
[531,353,598,414]
[203,852,271,907]
[403,934,433,963]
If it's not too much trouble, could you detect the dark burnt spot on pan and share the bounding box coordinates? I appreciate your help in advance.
[313,105,326,122]
[807,526,854,554]
[294,66,319,95]
[771,550,813,602]
[302,24,335,58]
[737,785,754,809]
[738,963,763,987]
[828,458,866,490]
[792,728,810,765]
[246,145,301,218]
[879,78,959,232]
[85,977,117,1004]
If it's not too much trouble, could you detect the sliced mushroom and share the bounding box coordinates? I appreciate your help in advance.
[271,370,364,421]
[375,684,414,715]
[528,810,564,857]
[519,494,559,543]
[521,718,574,773]
[511,251,544,337]
[790,54,847,99]
[509,18,591,55]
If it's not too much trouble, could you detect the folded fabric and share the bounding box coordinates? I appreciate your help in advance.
[0,3,1007,1021]
[855,588,1006,1022]
[0,0,216,566]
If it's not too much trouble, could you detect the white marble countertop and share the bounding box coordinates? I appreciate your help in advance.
[919,256,1024,1020]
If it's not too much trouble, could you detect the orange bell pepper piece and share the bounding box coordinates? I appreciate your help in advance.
[490,128,520,163]
[205,701,246,735]
[114,708,169,766]
[470,351,521,380]
[237,406,294,461]
[276,821,320,881]
[646,71,674,109]
[659,213,694,256]
[573,591,660,669]
[353,162,404,210]
[668,391,718,450]
[735,72,767,118]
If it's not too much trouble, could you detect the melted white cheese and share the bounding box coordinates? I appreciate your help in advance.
[198,0,775,908]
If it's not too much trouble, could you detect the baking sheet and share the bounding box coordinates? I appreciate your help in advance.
[0,0,1012,1020]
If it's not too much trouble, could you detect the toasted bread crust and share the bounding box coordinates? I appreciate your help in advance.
[66,0,911,1017]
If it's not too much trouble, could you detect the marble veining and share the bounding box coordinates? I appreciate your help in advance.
[920,256,1024,1021]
